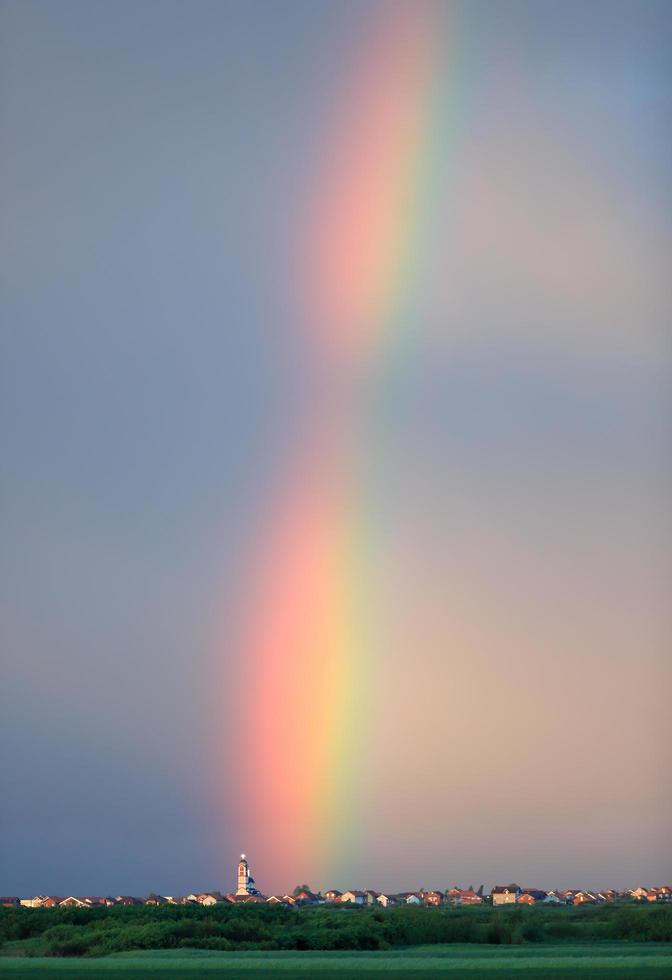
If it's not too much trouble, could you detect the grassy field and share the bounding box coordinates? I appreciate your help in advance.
[0,944,670,979]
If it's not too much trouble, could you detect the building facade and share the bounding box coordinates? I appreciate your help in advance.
[236,854,259,896]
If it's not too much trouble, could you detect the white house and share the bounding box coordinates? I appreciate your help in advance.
[20,897,45,908]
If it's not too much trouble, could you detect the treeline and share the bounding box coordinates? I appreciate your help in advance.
[1,902,670,957]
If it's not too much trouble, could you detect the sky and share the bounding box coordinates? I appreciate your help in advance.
[1,0,670,898]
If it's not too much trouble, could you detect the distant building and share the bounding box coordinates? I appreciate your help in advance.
[521,889,547,903]
[324,889,342,902]
[20,897,45,908]
[230,893,265,904]
[572,891,597,905]
[293,889,319,904]
[491,884,520,906]
[236,855,260,897]
[423,891,443,906]
[555,891,575,904]
[461,891,483,906]
[188,892,224,906]
[340,890,367,905]
[445,888,482,906]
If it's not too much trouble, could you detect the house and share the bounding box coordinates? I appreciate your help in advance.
[376,893,398,908]
[423,890,443,906]
[194,893,225,906]
[20,897,45,908]
[399,892,422,905]
[59,896,88,908]
[518,893,535,906]
[340,890,367,905]
[445,888,481,906]
[629,887,649,901]
[115,896,143,906]
[491,885,520,906]
[556,891,575,904]
[324,889,342,902]
[293,889,319,904]
[572,891,596,905]
[144,895,167,906]
[0,897,20,908]
[37,897,63,908]
[543,891,562,904]
[653,886,672,903]
[365,890,380,905]
[266,895,291,905]
[521,889,547,903]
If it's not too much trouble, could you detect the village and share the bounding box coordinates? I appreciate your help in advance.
[4,855,671,911]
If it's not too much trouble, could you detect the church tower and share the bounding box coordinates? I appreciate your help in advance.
[236,854,258,896]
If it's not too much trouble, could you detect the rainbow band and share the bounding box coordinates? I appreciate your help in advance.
[230,1,452,888]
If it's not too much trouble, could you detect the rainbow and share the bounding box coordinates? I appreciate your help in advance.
[227,1,454,889]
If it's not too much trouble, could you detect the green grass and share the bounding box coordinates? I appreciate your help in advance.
[0,944,670,979]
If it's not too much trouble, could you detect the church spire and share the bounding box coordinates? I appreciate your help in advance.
[236,854,259,896]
